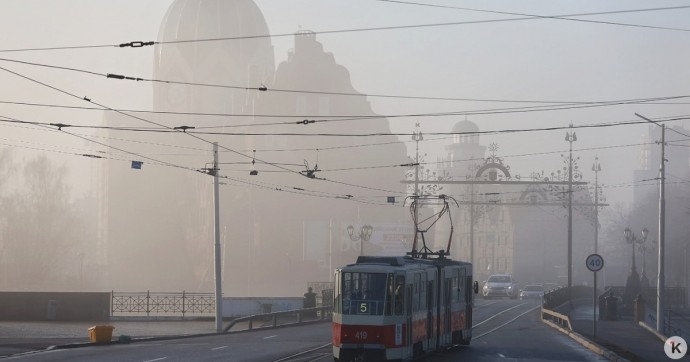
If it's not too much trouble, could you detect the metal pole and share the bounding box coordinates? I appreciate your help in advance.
[213,142,223,332]
[567,130,574,303]
[634,113,666,334]
[329,218,333,283]
[593,157,601,254]
[657,124,666,334]
[593,271,597,337]
[413,125,421,253]
[685,243,690,308]
[470,182,475,267]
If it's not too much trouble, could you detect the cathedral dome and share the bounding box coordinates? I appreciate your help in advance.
[153,0,275,115]
[452,119,480,134]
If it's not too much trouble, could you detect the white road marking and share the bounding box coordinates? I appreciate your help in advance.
[263,335,278,339]
[211,346,228,350]
[473,302,528,327]
[142,358,167,362]
[474,305,540,340]
[498,353,506,358]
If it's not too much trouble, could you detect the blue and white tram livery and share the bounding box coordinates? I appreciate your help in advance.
[332,255,478,361]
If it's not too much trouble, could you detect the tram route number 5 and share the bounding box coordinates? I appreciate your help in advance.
[359,302,368,314]
[586,254,604,272]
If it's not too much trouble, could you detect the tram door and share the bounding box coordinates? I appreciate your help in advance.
[426,280,434,343]
[406,284,412,349]
[464,270,473,333]
[444,277,452,340]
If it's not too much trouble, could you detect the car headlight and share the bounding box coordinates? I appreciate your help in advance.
[508,286,513,289]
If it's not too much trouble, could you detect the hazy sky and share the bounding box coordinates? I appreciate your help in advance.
[1,0,689,214]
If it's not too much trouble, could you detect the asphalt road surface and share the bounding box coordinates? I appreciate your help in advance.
[5,299,608,361]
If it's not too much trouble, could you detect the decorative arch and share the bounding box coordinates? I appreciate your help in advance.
[475,162,511,181]
[519,184,549,203]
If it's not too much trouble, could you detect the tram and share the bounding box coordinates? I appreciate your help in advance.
[332,196,478,361]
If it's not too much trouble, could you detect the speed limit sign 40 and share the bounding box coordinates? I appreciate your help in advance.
[586,254,604,272]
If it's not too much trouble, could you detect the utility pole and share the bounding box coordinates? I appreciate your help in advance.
[634,113,666,334]
[592,157,602,254]
[469,181,475,268]
[412,123,423,252]
[212,142,223,332]
[657,123,666,334]
[565,125,577,303]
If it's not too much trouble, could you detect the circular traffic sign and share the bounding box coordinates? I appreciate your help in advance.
[586,254,604,272]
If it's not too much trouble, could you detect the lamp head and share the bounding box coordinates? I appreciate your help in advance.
[624,227,632,241]
[641,228,648,240]
[347,225,354,237]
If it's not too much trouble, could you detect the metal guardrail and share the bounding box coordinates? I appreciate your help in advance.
[603,286,686,309]
[667,310,689,338]
[223,306,332,333]
[541,307,573,331]
[111,291,215,316]
[542,286,593,310]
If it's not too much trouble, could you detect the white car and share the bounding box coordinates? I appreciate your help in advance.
[482,274,518,299]
[519,284,545,300]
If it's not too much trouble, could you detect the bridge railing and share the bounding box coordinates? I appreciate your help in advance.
[541,307,572,331]
[223,306,332,333]
[542,285,594,310]
[111,291,215,317]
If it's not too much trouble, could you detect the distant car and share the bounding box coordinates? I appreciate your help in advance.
[482,274,518,299]
[519,284,545,300]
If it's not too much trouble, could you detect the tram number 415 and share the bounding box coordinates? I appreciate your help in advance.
[355,331,368,340]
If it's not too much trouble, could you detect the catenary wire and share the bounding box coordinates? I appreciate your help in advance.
[376,1,690,32]
[1,5,688,53]
[0,65,410,198]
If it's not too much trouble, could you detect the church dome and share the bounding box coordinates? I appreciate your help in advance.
[153,0,275,115]
[452,119,480,134]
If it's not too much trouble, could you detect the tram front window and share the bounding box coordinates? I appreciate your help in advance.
[341,272,389,315]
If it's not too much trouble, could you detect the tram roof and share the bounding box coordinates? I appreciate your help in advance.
[346,255,472,269]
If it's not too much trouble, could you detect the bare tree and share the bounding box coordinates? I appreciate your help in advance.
[1,155,83,289]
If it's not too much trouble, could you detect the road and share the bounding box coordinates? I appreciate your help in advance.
[5,299,607,361]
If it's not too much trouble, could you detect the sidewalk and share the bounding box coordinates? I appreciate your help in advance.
[0,320,221,357]
[568,303,670,362]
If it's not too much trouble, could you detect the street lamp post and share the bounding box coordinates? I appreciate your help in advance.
[637,231,655,288]
[347,225,373,256]
[624,227,644,305]
[565,125,577,302]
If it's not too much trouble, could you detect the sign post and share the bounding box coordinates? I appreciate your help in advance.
[586,254,604,337]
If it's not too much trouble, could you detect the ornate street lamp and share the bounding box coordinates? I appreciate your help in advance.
[636,229,656,288]
[348,224,373,256]
[623,227,643,305]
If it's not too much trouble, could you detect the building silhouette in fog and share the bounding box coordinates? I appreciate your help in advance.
[101,0,410,295]
[435,120,595,286]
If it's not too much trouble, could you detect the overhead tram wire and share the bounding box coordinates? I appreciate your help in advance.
[0,64,300,175]
[0,114,190,170]
[0,65,405,200]
[1,5,689,54]
[376,1,690,33]
[0,116,395,205]
[3,93,689,130]
[1,108,688,143]
[3,57,690,113]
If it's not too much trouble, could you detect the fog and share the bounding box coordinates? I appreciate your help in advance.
[1,0,689,297]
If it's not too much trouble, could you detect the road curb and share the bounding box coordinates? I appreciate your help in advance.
[541,318,630,362]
